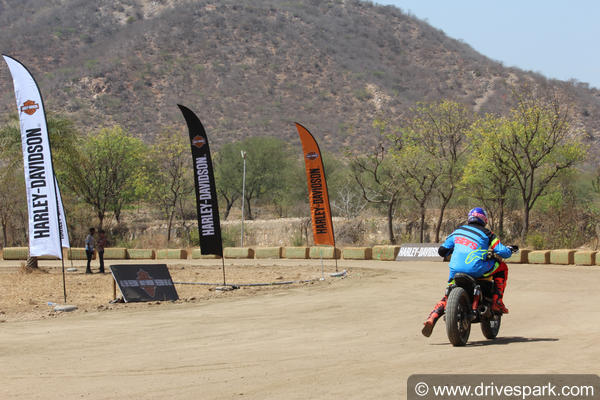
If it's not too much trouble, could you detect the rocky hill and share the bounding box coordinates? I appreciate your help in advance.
[0,0,599,150]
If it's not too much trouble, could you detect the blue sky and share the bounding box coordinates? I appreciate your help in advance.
[374,1,600,89]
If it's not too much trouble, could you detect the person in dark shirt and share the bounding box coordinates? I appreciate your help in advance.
[97,229,107,274]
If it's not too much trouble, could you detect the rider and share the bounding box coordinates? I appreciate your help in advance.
[421,207,514,337]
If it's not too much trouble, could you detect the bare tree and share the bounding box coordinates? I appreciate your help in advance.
[349,121,404,244]
[404,101,473,242]
[332,185,367,219]
[147,127,194,243]
[393,144,441,243]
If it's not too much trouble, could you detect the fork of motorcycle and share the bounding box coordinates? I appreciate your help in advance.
[472,285,481,312]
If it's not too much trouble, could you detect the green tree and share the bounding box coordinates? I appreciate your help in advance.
[146,127,194,243]
[404,101,473,242]
[215,137,301,220]
[214,142,244,220]
[60,125,146,228]
[0,115,80,247]
[497,90,587,240]
[390,142,441,243]
[271,160,305,218]
[244,136,300,219]
[0,120,26,247]
[463,115,518,236]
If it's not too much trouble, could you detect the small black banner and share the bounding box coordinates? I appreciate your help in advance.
[178,104,223,257]
[110,264,179,302]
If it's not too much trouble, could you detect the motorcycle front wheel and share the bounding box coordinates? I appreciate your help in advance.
[445,286,472,346]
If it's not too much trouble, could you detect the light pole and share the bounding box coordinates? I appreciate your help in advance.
[240,150,247,247]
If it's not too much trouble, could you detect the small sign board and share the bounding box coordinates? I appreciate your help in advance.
[395,243,442,261]
[110,264,178,302]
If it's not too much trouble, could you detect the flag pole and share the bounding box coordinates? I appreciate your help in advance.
[53,176,67,303]
[221,256,226,286]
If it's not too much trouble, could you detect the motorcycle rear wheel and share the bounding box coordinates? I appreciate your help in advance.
[445,286,471,346]
[480,313,502,339]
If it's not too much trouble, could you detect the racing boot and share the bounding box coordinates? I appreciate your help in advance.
[492,276,509,314]
[422,296,447,337]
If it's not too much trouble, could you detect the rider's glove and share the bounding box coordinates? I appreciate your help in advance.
[507,245,519,253]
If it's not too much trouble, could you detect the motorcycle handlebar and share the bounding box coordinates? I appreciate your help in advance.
[486,245,519,261]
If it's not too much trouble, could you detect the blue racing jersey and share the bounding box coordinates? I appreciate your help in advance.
[439,222,512,280]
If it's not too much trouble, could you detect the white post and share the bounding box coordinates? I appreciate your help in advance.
[240,150,247,247]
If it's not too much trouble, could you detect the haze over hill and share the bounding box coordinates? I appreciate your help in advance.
[0,0,599,150]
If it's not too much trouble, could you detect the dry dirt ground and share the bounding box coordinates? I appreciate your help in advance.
[1,258,599,399]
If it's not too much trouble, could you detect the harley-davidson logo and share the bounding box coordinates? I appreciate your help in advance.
[192,135,206,148]
[306,152,319,160]
[20,100,39,115]
[136,269,156,298]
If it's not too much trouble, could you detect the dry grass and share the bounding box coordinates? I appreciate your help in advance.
[0,263,352,323]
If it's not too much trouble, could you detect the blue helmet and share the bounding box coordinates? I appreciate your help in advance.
[468,207,488,225]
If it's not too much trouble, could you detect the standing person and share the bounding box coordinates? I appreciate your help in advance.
[97,229,107,274]
[85,227,95,274]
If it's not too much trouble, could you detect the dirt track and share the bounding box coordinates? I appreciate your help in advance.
[1,259,599,399]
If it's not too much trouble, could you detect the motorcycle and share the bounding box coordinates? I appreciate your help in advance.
[444,246,518,346]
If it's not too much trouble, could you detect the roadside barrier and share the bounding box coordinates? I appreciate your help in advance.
[309,246,340,259]
[223,247,254,259]
[342,247,372,260]
[127,249,156,260]
[156,249,187,259]
[283,247,310,259]
[372,245,400,261]
[527,250,551,264]
[2,247,29,260]
[574,250,596,265]
[67,248,94,260]
[506,249,530,264]
[1,245,599,266]
[103,247,127,260]
[549,249,575,265]
[254,247,282,259]
[191,249,220,259]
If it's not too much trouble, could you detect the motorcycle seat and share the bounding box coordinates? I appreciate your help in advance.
[454,273,477,285]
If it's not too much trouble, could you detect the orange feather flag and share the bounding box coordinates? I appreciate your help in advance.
[295,123,335,246]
